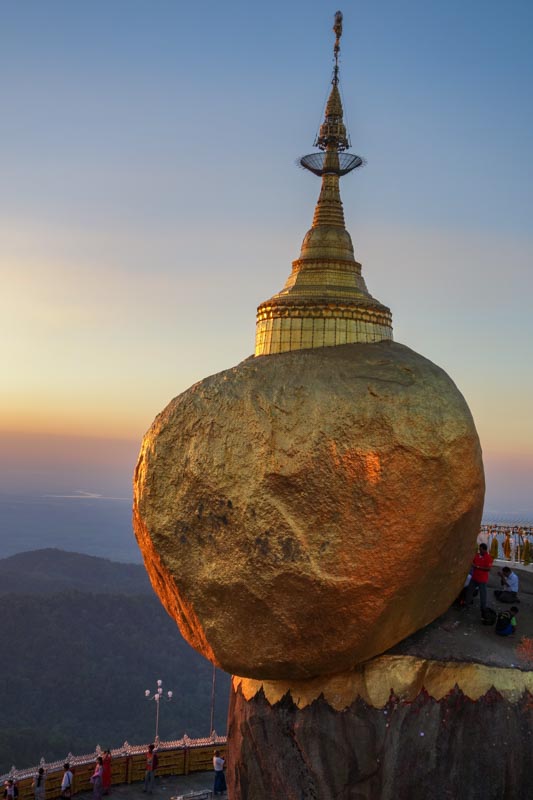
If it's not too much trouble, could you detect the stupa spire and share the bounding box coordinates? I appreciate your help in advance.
[255,11,393,357]
[314,11,349,152]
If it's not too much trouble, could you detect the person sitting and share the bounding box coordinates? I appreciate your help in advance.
[495,606,519,636]
[494,567,519,603]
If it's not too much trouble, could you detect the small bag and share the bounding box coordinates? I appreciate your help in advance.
[495,611,513,634]
[481,607,497,625]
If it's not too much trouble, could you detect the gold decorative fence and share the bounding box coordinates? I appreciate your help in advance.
[2,738,227,799]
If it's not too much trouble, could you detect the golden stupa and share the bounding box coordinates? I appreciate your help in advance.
[133,12,484,682]
[255,12,392,355]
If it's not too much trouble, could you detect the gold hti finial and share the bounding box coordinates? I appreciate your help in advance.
[333,11,343,83]
[314,11,349,153]
[255,12,393,357]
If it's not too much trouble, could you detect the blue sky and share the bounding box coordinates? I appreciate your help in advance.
[1,0,532,513]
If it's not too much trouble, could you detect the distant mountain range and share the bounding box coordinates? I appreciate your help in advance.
[0,549,230,774]
[0,548,151,595]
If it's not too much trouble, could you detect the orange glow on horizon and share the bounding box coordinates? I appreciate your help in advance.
[0,403,149,441]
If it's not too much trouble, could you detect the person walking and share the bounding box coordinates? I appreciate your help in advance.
[213,750,227,796]
[465,543,493,615]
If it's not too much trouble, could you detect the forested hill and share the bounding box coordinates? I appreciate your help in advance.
[0,550,230,775]
[0,548,152,595]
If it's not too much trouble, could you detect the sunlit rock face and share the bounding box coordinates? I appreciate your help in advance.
[133,340,484,681]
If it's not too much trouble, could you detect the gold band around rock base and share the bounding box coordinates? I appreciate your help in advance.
[233,655,533,709]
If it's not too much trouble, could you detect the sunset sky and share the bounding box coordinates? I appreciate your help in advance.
[1,0,532,515]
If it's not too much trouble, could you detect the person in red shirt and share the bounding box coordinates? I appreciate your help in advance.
[466,542,493,614]
[143,745,158,794]
[102,750,112,796]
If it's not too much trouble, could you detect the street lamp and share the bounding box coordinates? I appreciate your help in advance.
[145,679,173,744]
[210,663,216,736]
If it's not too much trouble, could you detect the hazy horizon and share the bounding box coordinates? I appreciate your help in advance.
[1,431,532,567]
[1,1,532,528]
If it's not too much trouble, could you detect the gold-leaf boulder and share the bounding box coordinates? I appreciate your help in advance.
[133,341,484,680]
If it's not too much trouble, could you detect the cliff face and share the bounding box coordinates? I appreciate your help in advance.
[227,657,533,800]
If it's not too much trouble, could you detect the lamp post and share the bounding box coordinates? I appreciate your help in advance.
[209,663,216,736]
[145,679,173,744]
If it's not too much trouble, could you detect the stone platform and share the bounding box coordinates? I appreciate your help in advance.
[389,563,533,668]
[76,774,226,800]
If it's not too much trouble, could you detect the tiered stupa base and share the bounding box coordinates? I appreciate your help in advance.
[227,656,533,800]
[255,298,392,355]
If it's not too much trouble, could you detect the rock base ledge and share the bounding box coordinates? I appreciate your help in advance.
[228,656,533,800]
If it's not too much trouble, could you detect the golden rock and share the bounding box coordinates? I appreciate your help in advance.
[133,341,484,680]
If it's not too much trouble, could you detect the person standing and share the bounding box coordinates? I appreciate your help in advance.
[102,751,112,796]
[503,531,511,560]
[466,543,493,615]
[90,757,103,800]
[32,768,46,800]
[61,764,73,800]
[213,750,227,796]
[143,744,158,794]
[3,780,17,800]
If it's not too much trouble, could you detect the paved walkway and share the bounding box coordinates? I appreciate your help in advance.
[77,776,228,800]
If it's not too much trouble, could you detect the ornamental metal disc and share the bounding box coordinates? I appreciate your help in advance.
[299,152,364,177]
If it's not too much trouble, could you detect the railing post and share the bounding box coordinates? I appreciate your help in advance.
[184,746,190,776]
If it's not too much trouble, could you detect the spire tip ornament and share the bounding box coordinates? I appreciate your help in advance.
[332,11,343,86]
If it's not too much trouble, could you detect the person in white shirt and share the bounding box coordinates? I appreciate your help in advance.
[61,765,73,799]
[495,567,519,603]
[213,750,227,796]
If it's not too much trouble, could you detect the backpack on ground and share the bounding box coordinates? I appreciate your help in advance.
[495,610,512,633]
[481,607,497,625]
